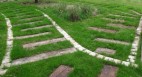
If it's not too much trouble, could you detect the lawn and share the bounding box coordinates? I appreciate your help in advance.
[0,0,142,77]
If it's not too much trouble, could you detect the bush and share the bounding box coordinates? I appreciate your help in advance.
[66,5,81,22]
[56,3,67,14]
[81,5,93,16]
[55,4,94,22]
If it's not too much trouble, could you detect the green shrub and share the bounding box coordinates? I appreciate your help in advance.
[66,6,81,22]
[81,5,93,16]
[57,3,67,14]
[55,4,94,22]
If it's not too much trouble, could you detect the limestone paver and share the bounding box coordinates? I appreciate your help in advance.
[14,20,43,26]
[0,14,13,75]
[131,10,142,16]
[107,23,135,29]
[23,37,66,49]
[102,18,125,23]
[109,14,135,18]
[49,65,73,77]
[21,25,53,31]
[89,27,117,33]
[128,17,142,63]
[95,38,130,45]
[12,47,76,66]
[120,11,138,17]
[96,48,116,55]
[15,32,51,39]
[99,65,118,77]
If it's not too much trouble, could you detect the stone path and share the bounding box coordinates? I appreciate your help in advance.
[96,48,116,55]
[0,14,13,75]
[127,17,142,63]
[131,10,142,16]
[12,47,76,66]
[15,32,51,39]
[102,18,125,23]
[37,9,138,68]
[107,23,135,29]
[12,14,42,19]
[23,38,66,49]
[0,8,77,75]
[109,14,135,19]
[21,25,53,31]
[99,65,118,77]
[89,27,117,33]
[49,65,73,77]
[14,20,43,26]
[0,8,141,76]
[19,16,44,21]
[95,38,130,45]
[119,11,138,17]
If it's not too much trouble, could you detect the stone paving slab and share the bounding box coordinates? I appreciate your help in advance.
[131,10,142,16]
[95,38,130,45]
[107,23,135,29]
[23,37,66,49]
[96,48,116,55]
[102,18,125,23]
[14,20,43,26]
[89,27,117,33]
[49,65,73,77]
[18,16,44,21]
[109,14,135,18]
[21,25,53,31]
[120,11,138,17]
[11,14,42,19]
[15,32,51,39]
[12,47,76,66]
[98,65,118,77]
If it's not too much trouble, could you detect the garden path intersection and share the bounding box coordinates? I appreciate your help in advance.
[0,4,142,76]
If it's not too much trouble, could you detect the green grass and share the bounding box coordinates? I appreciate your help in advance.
[2,52,142,77]
[0,14,7,65]
[0,3,73,60]
[42,6,136,60]
[0,0,142,77]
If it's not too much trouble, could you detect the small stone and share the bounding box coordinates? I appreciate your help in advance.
[131,52,137,55]
[97,54,104,59]
[88,52,97,56]
[122,61,130,66]
[113,59,121,64]
[129,59,135,63]
[128,55,135,60]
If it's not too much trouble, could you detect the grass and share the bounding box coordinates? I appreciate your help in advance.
[0,13,7,65]
[0,3,73,60]
[2,52,142,77]
[42,6,136,60]
[0,0,142,77]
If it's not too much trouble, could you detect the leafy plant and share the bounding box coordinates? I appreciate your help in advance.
[55,4,94,22]
[66,6,81,22]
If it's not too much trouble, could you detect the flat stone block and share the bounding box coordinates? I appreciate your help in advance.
[50,65,73,77]
[98,65,118,77]
[96,48,116,55]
